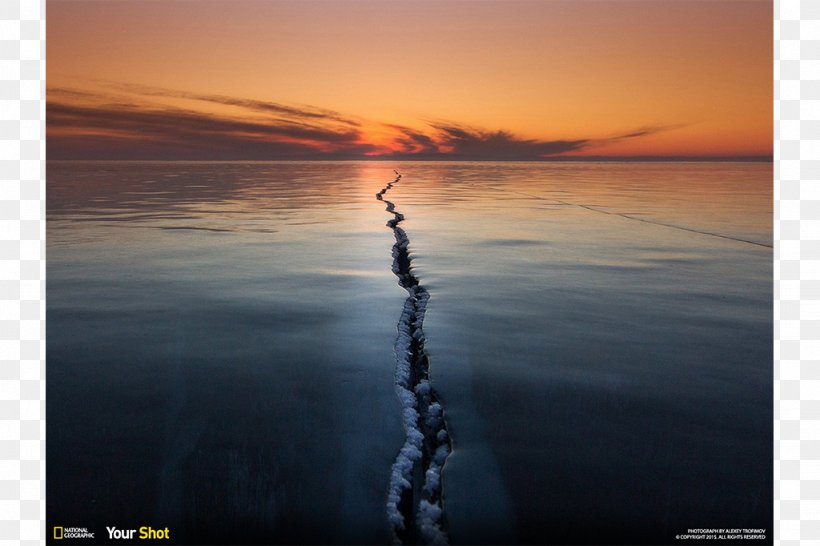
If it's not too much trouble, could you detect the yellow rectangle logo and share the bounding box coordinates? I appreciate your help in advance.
[53,527,63,540]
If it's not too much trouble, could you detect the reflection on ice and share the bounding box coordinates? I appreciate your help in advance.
[48,160,771,545]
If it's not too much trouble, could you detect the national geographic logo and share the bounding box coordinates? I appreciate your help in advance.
[52,526,170,541]
[53,527,95,539]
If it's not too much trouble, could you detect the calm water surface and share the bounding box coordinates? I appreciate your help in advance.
[48,161,771,544]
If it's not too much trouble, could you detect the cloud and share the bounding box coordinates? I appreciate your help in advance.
[608,124,686,141]
[383,124,441,155]
[47,88,376,159]
[98,81,362,128]
[49,102,362,145]
[46,83,684,160]
[429,123,590,159]
[377,123,683,161]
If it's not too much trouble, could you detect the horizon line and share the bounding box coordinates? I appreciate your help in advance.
[47,155,773,163]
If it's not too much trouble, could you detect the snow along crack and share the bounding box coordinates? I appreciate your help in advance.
[377,172,452,545]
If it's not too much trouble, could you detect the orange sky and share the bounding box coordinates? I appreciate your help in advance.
[47,0,772,160]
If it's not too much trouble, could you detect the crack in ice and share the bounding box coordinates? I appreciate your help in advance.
[377,172,452,545]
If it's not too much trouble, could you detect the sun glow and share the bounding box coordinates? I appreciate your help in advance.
[47,0,772,160]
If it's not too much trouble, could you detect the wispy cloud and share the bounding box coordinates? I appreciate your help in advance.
[47,83,684,160]
[383,124,441,155]
[48,86,375,159]
[98,81,363,128]
[429,123,590,159]
[379,123,682,160]
[608,124,686,141]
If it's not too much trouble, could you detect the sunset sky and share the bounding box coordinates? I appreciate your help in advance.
[47,0,772,160]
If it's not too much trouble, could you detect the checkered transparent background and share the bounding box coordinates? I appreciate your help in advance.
[0,0,44,544]
[0,0,812,543]
[776,1,820,544]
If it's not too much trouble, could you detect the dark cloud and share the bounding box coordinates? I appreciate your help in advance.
[47,101,376,160]
[99,81,362,128]
[431,124,590,159]
[378,123,592,160]
[378,122,685,161]
[609,124,686,141]
[49,102,362,144]
[384,124,440,155]
[47,84,685,160]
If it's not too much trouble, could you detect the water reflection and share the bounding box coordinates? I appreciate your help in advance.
[387,162,771,544]
[48,160,772,545]
[48,161,405,544]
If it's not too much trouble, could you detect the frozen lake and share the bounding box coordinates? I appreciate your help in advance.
[47,160,771,544]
